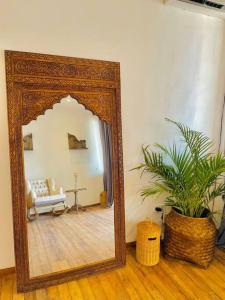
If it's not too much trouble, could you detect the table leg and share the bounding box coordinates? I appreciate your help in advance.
[74,191,78,214]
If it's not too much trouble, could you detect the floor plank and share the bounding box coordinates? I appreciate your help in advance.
[27,206,115,277]
[1,246,225,299]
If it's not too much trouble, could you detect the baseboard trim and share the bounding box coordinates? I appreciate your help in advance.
[0,267,15,277]
[126,241,136,247]
[83,203,100,209]
[33,203,101,216]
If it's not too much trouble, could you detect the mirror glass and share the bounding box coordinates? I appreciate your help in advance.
[22,96,115,278]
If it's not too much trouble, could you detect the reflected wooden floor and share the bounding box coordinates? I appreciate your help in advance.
[27,206,115,277]
[1,247,225,299]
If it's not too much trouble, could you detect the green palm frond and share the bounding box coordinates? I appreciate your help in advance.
[133,119,225,218]
[140,182,171,200]
[165,118,213,158]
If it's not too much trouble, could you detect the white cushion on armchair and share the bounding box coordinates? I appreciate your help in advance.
[35,194,66,207]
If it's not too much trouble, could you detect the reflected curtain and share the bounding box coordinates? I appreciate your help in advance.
[99,121,113,207]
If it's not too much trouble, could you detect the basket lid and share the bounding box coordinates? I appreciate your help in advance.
[137,220,160,232]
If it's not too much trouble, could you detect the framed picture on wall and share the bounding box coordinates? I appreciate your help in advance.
[68,133,88,149]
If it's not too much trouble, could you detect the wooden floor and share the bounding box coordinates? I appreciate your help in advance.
[1,246,225,299]
[28,206,115,277]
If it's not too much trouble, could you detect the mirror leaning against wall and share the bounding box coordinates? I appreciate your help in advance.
[6,50,125,292]
[23,96,115,278]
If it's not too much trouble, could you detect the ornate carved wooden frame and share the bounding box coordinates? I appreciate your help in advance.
[5,50,125,292]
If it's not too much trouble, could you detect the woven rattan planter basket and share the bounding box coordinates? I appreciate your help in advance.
[136,221,161,266]
[164,209,217,268]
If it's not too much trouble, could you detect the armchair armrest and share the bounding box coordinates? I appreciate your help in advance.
[31,190,37,200]
[59,187,63,195]
[26,191,37,209]
[50,187,64,195]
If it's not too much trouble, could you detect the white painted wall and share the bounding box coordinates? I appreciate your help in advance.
[23,97,104,209]
[0,0,225,268]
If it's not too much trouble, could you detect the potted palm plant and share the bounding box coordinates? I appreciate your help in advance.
[134,119,225,268]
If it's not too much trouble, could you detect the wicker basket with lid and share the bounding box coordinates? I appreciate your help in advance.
[136,221,161,266]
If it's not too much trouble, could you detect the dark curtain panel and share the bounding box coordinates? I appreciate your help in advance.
[99,120,113,207]
[216,96,225,247]
[217,203,225,247]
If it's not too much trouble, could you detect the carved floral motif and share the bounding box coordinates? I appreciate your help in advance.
[14,59,116,81]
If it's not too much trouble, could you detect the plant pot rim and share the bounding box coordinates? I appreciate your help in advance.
[171,208,210,220]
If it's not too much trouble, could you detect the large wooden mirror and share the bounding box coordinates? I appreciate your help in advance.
[5,51,125,292]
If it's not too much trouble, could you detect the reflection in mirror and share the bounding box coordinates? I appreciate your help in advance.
[22,96,115,278]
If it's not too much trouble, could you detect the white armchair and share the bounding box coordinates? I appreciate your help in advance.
[25,178,67,220]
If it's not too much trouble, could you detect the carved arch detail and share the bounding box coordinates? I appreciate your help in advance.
[22,90,113,125]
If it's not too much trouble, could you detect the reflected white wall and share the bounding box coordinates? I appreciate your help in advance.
[22,97,104,208]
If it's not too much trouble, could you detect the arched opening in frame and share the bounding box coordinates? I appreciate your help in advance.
[23,96,115,278]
